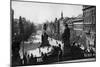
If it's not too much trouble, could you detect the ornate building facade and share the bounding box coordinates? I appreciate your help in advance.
[83,5,96,48]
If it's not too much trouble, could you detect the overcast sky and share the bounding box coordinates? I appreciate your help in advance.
[12,1,83,24]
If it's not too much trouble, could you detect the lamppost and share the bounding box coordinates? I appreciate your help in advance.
[19,16,24,64]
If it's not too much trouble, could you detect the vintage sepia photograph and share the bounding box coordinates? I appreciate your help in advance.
[11,0,96,67]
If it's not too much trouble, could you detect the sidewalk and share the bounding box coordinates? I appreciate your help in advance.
[56,58,95,64]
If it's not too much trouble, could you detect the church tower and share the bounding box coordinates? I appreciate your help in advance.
[61,11,63,19]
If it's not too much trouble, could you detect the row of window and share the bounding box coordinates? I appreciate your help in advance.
[83,7,96,24]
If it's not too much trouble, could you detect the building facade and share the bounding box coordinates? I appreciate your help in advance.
[73,18,83,36]
[83,5,96,48]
